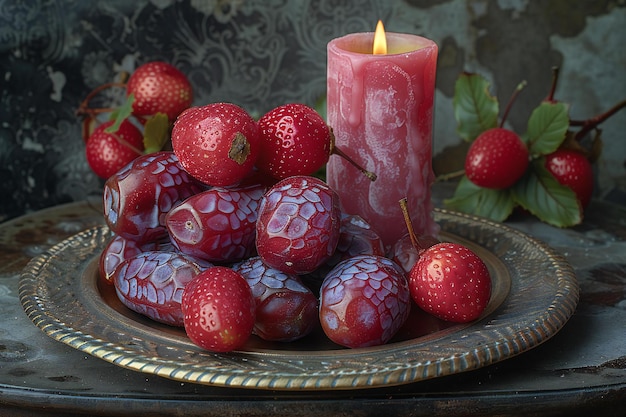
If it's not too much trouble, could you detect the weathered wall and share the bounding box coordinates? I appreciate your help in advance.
[1,0,624,221]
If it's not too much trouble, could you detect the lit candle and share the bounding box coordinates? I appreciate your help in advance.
[326,21,439,249]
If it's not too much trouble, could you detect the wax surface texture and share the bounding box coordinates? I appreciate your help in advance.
[327,32,439,248]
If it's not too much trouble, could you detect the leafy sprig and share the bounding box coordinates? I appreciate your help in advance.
[445,72,580,227]
[77,86,171,155]
[453,72,499,141]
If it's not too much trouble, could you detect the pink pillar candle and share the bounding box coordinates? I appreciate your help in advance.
[326,31,439,248]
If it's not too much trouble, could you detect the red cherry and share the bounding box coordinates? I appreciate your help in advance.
[85,119,144,179]
[545,148,594,209]
[409,242,491,323]
[257,103,332,179]
[182,266,255,352]
[126,61,193,121]
[171,103,260,187]
[465,127,529,189]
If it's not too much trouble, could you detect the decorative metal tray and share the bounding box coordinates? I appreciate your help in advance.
[19,209,578,391]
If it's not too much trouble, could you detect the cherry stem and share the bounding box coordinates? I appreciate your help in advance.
[435,169,465,182]
[546,66,560,103]
[75,81,127,118]
[499,80,527,128]
[399,197,420,252]
[329,127,377,181]
[332,146,377,181]
[572,99,626,141]
[112,132,144,156]
[81,116,93,144]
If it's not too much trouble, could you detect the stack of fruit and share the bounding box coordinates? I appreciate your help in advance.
[81,62,492,353]
[77,61,194,179]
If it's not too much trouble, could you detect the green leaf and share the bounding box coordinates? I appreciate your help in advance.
[105,93,135,134]
[453,73,499,142]
[315,95,327,122]
[511,160,582,227]
[444,176,516,222]
[108,108,120,122]
[524,101,569,155]
[143,113,170,153]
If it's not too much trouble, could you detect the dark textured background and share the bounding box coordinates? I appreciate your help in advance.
[1,0,625,222]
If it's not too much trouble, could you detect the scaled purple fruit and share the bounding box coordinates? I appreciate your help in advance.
[166,184,266,263]
[113,251,201,326]
[233,256,318,342]
[99,235,175,286]
[102,151,205,243]
[255,175,341,275]
[319,255,411,348]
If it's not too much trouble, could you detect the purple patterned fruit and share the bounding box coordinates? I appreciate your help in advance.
[99,235,169,285]
[233,256,318,342]
[306,213,385,285]
[102,151,205,243]
[328,213,385,267]
[319,255,411,348]
[112,251,201,326]
[99,234,213,286]
[166,183,266,263]
[255,175,341,275]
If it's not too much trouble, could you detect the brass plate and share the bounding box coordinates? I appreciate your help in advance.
[19,209,578,390]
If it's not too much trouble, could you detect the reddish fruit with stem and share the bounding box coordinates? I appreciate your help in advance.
[257,103,330,179]
[465,127,529,189]
[408,242,492,323]
[86,119,144,179]
[465,82,530,189]
[171,103,261,187]
[400,197,490,323]
[182,266,255,352]
[543,67,625,210]
[126,61,193,121]
[392,198,440,273]
[545,148,594,209]
[257,103,377,181]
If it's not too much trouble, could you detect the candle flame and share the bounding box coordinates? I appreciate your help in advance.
[373,20,387,55]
